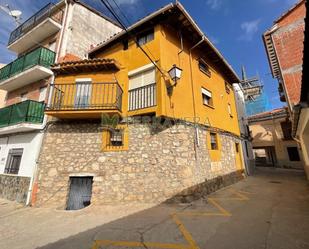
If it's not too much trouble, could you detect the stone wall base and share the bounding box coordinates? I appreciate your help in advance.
[0,174,30,203]
[166,170,245,203]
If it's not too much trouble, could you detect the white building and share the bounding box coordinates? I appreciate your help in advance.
[0,0,121,204]
[233,83,255,175]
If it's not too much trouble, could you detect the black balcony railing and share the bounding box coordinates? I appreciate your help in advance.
[128,83,156,111]
[8,3,63,45]
[47,82,123,111]
[0,100,45,128]
[0,47,56,83]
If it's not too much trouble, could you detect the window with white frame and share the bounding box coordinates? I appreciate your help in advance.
[202,88,213,107]
[75,79,92,108]
[128,66,156,110]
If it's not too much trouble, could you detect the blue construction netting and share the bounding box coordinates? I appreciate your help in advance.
[245,92,272,116]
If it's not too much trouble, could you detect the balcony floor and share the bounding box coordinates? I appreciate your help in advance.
[8,18,61,54]
[45,110,122,119]
[0,122,44,135]
[0,65,53,91]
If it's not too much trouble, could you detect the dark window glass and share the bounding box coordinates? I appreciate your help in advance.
[110,129,123,146]
[287,147,300,161]
[235,143,240,153]
[123,40,128,50]
[199,61,211,77]
[137,29,154,46]
[210,133,218,150]
[4,148,23,175]
[280,121,292,140]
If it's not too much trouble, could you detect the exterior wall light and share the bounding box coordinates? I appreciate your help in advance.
[168,64,182,85]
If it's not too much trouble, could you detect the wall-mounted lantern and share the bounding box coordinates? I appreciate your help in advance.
[168,64,182,86]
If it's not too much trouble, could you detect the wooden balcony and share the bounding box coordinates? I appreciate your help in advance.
[46,82,123,119]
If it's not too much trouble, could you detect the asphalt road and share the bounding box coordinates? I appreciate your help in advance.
[37,168,309,249]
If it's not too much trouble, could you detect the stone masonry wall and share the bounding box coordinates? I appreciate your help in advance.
[36,120,243,209]
[0,175,31,203]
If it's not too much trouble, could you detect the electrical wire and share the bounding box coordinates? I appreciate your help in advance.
[98,0,165,76]
[108,0,158,62]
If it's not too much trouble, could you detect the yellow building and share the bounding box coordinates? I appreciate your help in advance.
[36,2,245,209]
[248,108,303,169]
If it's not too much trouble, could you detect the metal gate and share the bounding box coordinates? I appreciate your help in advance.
[66,177,93,210]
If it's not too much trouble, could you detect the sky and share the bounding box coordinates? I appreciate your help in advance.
[0,0,300,110]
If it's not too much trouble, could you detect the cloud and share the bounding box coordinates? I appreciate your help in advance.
[206,0,222,10]
[238,19,261,41]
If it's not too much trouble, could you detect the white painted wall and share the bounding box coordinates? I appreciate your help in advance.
[233,83,255,174]
[0,132,43,177]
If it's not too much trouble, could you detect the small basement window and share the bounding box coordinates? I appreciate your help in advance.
[202,88,213,107]
[235,142,240,153]
[137,29,154,46]
[210,132,218,150]
[102,125,128,151]
[199,60,211,77]
[287,147,300,161]
[110,129,124,147]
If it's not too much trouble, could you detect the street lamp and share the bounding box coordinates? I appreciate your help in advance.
[168,64,182,86]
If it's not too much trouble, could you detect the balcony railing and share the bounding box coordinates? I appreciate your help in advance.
[8,3,63,45]
[0,100,45,128]
[47,82,123,111]
[128,83,156,111]
[0,47,56,83]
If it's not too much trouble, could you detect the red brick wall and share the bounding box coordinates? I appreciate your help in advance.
[5,80,49,106]
[272,1,306,105]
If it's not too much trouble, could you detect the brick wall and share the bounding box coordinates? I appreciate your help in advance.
[272,1,306,105]
[5,80,49,106]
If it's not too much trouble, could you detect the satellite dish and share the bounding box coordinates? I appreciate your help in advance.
[10,10,22,18]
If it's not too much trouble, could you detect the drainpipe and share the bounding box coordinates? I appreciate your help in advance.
[189,36,205,155]
[26,0,70,206]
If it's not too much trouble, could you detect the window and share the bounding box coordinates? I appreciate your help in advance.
[137,29,154,46]
[75,79,92,108]
[210,132,218,150]
[110,129,124,146]
[39,86,47,102]
[228,103,233,117]
[235,143,240,153]
[128,66,156,111]
[198,60,211,77]
[287,147,300,161]
[225,82,231,94]
[20,92,28,101]
[102,125,128,151]
[4,148,23,175]
[202,88,213,107]
[280,121,292,140]
[123,40,128,50]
